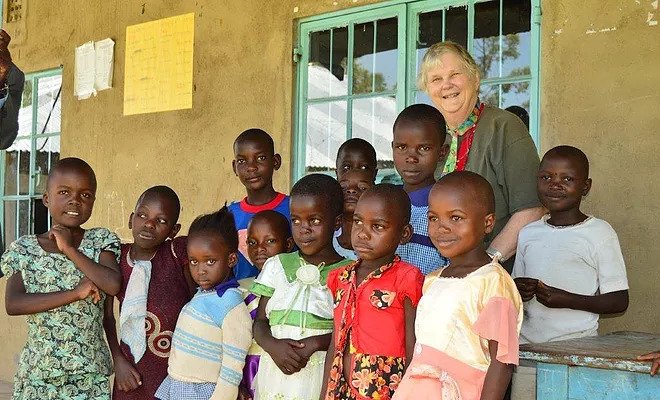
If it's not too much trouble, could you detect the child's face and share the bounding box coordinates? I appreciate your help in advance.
[129,194,180,252]
[232,140,281,193]
[338,170,374,214]
[352,194,411,263]
[43,169,96,228]
[392,121,447,192]
[336,149,377,179]
[187,233,237,290]
[247,218,293,270]
[427,184,494,259]
[537,155,591,213]
[290,195,339,258]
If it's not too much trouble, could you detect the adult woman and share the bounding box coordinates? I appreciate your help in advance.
[418,41,545,270]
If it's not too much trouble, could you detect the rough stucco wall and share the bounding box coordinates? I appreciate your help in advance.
[539,0,659,335]
[0,0,381,382]
[0,0,658,382]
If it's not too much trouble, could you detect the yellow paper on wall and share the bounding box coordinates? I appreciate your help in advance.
[124,13,194,115]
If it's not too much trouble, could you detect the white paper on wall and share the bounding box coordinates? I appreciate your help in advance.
[94,38,115,91]
[74,41,96,100]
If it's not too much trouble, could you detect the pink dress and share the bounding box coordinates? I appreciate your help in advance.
[393,262,522,400]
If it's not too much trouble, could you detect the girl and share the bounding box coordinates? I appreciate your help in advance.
[394,172,523,400]
[103,186,195,399]
[251,174,352,400]
[2,157,122,399]
[322,184,424,400]
[155,206,252,400]
[238,209,294,400]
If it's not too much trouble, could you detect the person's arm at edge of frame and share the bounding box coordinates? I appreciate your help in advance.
[480,340,514,400]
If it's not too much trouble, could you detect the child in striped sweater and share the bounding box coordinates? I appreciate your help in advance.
[155,207,252,400]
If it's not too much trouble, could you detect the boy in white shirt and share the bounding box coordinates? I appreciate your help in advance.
[511,145,629,399]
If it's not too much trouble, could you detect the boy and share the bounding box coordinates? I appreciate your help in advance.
[391,104,450,275]
[511,146,629,399]
[322,184,424,400]
[334,138,378,259]
[229,128,290,280]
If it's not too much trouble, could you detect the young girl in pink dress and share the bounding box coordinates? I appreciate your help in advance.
[394,172,523,400]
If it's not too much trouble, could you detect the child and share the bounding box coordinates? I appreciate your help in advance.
[513,146,629,343]
[334,138,378,260]
[230,128,290,280]
[239,210,294,400]
[394,171,523,400]
[1,157,122,399]
[322,184,424,400]
[251,173,352,400]
[155,207,253,400]
[511,146,629,399]
[392,104,450,275]
[103,186,195,399]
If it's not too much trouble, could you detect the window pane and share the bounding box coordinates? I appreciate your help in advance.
[502,0,531,77]
[33,198,50,235]
[18,79,33,136]
[305,101,347,173]
[34,136,61,194]
[480,84,500,108]
[414,91,434,106]
[353,17,398,94]
[3,201,17,248]
[501,80,531,129]
[3,148,19,196]
[36,75,62,134]
[474,0,500,79]
[351,96,396,170]
[445,5,468,49]
[18,200,30,237]
[308,27,348,99]
[416,10,443,76]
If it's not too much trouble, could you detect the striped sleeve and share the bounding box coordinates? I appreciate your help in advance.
[211,296,253,400]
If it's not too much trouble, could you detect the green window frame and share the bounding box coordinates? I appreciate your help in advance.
[293,0,541,182]
[0,67,63,251]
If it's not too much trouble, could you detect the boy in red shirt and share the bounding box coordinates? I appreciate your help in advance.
[321,184,424,400]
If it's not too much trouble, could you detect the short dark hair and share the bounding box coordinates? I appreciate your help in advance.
[290,173,343,218]
[361,183,411,224]
[435,171,495,214]
[505,106,530,129]
[542,145,590,177]
[249,210,292,238]
[393,104,447,142]
[47,157,97,191]
[336,138,377,170]
[137,185,181,222]
[188,205,239,252]
[234,128,275,155]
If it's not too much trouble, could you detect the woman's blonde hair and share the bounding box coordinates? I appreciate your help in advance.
[417,41,481,92]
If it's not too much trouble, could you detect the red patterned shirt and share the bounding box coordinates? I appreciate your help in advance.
[325,257,424,400]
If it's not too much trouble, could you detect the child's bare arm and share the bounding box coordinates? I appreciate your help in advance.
[253,295,306,374]
[403,298,416,370]
[49,225,121,295]
[637,351,660,376]
[480,340,513,400]
[102,296,141,392]
[535,282,628,314]
[319,334,336,400]
[5,273,96,315]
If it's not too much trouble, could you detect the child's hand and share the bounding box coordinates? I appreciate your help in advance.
[267,338,307,375]
[48,224,76,253]
[113,354,142,391]
[535,281,572,308]
[295,337,318,361]
[637,351,660,376]
[74,277,101,303]
[237,385,253,400]
[514,277,538,302]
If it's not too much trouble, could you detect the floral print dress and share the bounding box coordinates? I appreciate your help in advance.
[0,228,121,400]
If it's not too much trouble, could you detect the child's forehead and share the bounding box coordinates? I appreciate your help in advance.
[136,193,178,213]
[337,148,374,164]
[47,168,96,190]
[233,138,274,155]
[393,120,443,142]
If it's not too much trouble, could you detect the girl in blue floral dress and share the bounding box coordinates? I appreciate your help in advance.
[1,158,122,400]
